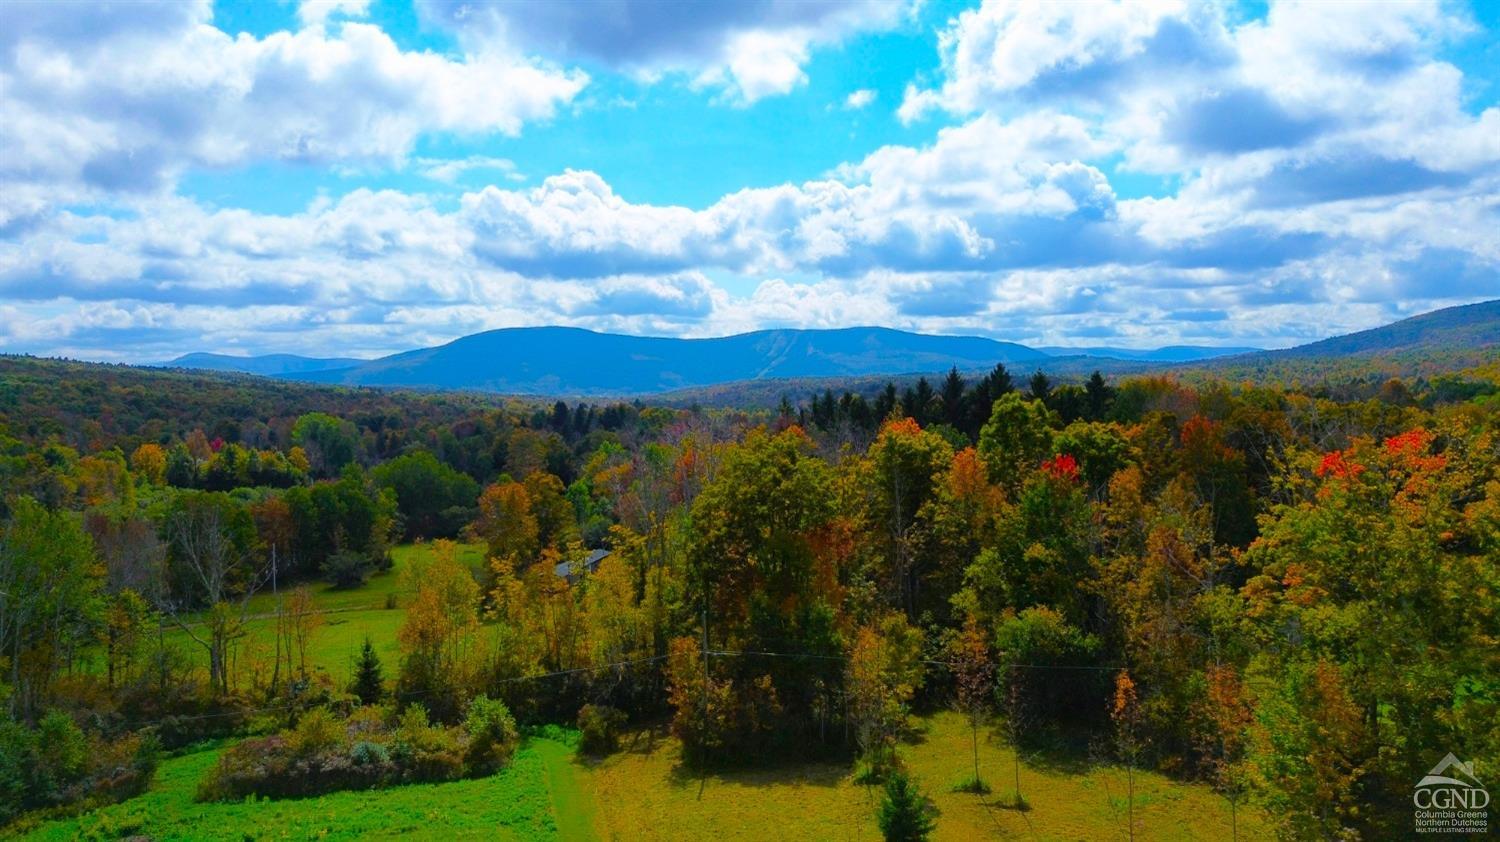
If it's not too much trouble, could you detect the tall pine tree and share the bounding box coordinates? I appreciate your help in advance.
[350,636,384,705]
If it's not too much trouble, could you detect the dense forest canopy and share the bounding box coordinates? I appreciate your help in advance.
[1,352,1497,838]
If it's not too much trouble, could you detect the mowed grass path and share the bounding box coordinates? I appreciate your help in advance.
[536,738,601,841]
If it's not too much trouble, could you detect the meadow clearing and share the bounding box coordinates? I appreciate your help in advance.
[18,543,1267,840]
[146,542,490,692]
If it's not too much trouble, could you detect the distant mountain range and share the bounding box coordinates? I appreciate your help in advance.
[162,326,1059,395]
[1038,345,1259,362]
[153,300,1499,396]
[165,352,366,377]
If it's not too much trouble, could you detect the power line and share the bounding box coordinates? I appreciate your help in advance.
[706,648,1124,671]
[100,647,1119,732]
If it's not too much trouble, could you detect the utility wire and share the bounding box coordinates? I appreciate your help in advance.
[707,648,1124,671]
[103,648,1116,732]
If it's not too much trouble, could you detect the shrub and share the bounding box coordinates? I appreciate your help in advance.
[877,770,936,841]
[118,686,254,749]
[950,773,991,794]
[198,703,480,802]
[394,704,436,747]
[34,710,88,799]
[577,704,626,756]
[322,550,374,589]
[0,720,34,824]
[0,716,159,825]
[463,695,518,772]
[288,707,344,757]
[81,730,161,805]
[350,740,390,766]
[346,703,391,736]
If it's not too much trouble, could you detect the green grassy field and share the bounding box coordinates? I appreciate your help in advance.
[585,712,1268,841]
[149,542,488,689]
[19,738,567,841]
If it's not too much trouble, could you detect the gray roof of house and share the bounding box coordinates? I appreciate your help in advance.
[553,548,612,579]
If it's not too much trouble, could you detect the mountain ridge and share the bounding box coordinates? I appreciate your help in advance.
[162,352,365,376]
[151,300,1500,396]
[285,325,1049,395]
[1037,345,1260,362]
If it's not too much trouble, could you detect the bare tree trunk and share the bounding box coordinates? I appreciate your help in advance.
[972,721,980,784]
[270,546,281,698]
[1014,753,1021,803]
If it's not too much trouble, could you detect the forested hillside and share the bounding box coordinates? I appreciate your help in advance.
[2,355,1498,839]
[1255,298,1500,358]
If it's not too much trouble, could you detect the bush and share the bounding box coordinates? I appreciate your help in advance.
[350,740,390,766]
[198,703,483,802]
[463,695,518,772]
[322,550,374,589]
[394,704,437,749]
[81,730,160,805]
[950,773,991,794]
[288,707,344,757]
[577,704,626,756]
[0,714,159,825]
[0,720,34,824]
[117,685,254,749]
[877,770,936,841]
[346,703,391,736]
[34,711,88,799]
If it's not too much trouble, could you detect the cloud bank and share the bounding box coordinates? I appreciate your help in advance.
[0,0,1497,361]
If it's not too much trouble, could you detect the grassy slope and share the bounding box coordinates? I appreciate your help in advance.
[151,543,487,689]
[19,740,559,841]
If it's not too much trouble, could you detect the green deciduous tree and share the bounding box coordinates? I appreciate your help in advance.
[1240,426,1500,838]
[292,412,359,477]
[373,449,479,540]
[977,393,1056,491]
[0,498,103,719]
[161,491,262,695]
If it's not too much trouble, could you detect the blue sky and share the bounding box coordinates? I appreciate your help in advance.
[0,0,1497,361]
[186,0,963,212]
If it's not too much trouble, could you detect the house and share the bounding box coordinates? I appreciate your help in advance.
[553,548,611,583]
